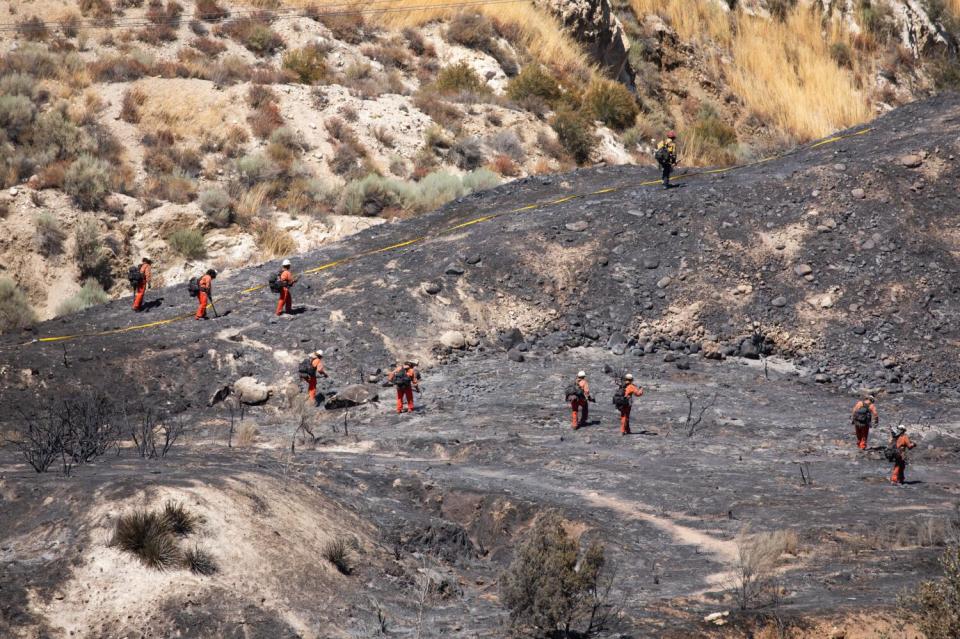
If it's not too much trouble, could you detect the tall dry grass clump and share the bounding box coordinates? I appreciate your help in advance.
[630,0,731,45]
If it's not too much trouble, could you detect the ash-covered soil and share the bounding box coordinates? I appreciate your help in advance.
[1,94,960,638]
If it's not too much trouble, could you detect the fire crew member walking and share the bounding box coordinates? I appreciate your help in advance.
[132,256,152,312]
[616,373,644,435]
[276,258,296,316]
[889,424,916,485]
[570,371,592,430]
[655,131,678,188]
[851,395,879,450]
[389,360,420,414]
[195,268,216,320]
[300,350,327,406]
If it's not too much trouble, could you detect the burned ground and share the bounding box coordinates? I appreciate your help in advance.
[1,94,959,637]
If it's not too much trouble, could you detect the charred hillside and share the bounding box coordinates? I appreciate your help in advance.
[1,94,959,411]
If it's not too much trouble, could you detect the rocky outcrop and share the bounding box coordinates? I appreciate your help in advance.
[534,0,635,86]
[812,0,957,56]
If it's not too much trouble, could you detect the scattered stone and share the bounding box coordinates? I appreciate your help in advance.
[498,328,525,350]
[663,353,676,362]
[702,342,723,360]
[643,257,660,269]
[439,331,466,349]
[444,264,465,276]
[900,154,923,168]
[774,242,786,250]
[853,326,866,335]
[325,384,378,409]
[8,188,17,197]
[851,188,866,199]
[233,377,271,405]
[583,327,600,340]
[565,220,589,232]
[507,349,525,362]
[422,281,442,295]
[463,254,482,265]
[771,296,788,308]
[739,338,760,359]
[656,276,672,289]
[675,357,690,370]
[814,373,831,383]
[794,263,813,276]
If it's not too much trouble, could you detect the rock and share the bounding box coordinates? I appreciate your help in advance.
[507,349,525,362]
[656,276,672,289]
[814,373,832,383]
[8,187,17,197]
[439,330,466,349]
[827,627,846,639]
[607,332,627,350]
[583,327,600,341]
[853,326,866,335]
[565,220,589,232]
[663,352,676,362]
[739,338,760,360]
[498,328,525,350]
[851,188,866,199]
[533,0,634,85]
[702,341,723,360]
[771,296,788,308]
[422,281,442,295]
[900,154,923,168]
[208,385,231,407]
[444,264,465,276]
[643,257,660,269]
[675,357,690,370]
[233,377,271,405]
[463,254,482,265]
[325,384,379,409]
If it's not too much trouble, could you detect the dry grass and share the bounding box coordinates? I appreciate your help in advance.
[283,0,593,81]
[235,182,271,222]
[630,1,870,141]
[254,220,297,257]
[235,422,257,447]
[134,79,235,138]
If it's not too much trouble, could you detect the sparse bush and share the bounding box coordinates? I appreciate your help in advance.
[248,102,284,139]
[236,152,280,186]
[330,142,367,178]
[220,15,284,56]
[583,79,638,131]
[56,278,109,316]
[768,0,798,21]
[373,125,396,149]
[65,155,111,209]
[184,545,218,575]
[254,220,296,257]
[389,155,407,177]
[507,64,561,107]
[434,62,489,95]
[162,500,196,536]
[89,55,148,82]
[490,154,520,177]
[447,11,496,50]
[191,36,226,57]
[209,54,251,85]
[167,228,206,259]
[0,277,36,334]
[322,537,353,575]
[450,136,485,170]
[0,95,36,143]
[235,421,257,447]
[282,45,328,84]
[199,187,232,226]
[501,512,611,636]
[0,73,37,98]
[80,0,114,21]
[829,41,853,68]
[195,0,228,22]
[488,130,525,162]
[73,216,103,274]
[119,87,146,123]
[550,108,596,165]
[403,26,432,56]
[899,544,960,639]
[690,105,738,155]
[34,212,65,256]
[246,84,276,109]
[60,14,81,38]
[306,7,364,44]
[860,0,897,41]
[731,529,792,610]
[412,92,464,131]
[338,174,402,216]
[145,173,196,203]
[17,16,49,41]
[112,510,181,570]
[34,109,89,161]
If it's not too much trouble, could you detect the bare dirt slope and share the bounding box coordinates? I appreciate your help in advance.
[1,94,959,638]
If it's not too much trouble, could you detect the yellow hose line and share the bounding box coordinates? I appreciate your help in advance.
[12,126,871,348]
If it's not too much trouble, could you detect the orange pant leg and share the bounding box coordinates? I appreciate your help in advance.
[619,406,631,434]
[396,387,405,413]
[276,288,292,315]
[306,376,317,402]
[570,400,580,429]
[891,462,905,484]
[402,387,415,411]
[196,291,208,319]
[133,284,146,310]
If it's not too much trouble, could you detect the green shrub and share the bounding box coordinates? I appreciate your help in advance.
[338,173,403,216]
[167,228,206,259]
[198,187,232,226]
[446,11,496,50]
[33,109,89,161]
[692,106,737,147]
[0,95,36,143]
[830,41,853,68]
[0,277,37,334]
[460,167,499,192]
[434,61,489,95]
[337,169,499,216]
[501,512,608,636]
[34,212,65,256]
[450,136,485,170]
[221,16,284,56]
[55,278,110,316]
[236,152,280,186]
[73,216,102,272]
[162,501,197,536]
[583,79,639,131]
[0,73,38,98]
[507,65,561,107]
[282,45,328,84]
[112,510,181,570]
[859,0,897,40]
[17,16,49,41]
[550,108,596,165]
[64,155,111,209]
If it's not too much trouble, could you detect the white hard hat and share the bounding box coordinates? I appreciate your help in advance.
[282,259,291,267]
[893,424,906,435]
[315,349,323,357]
[142,255,151,262]
[625,373,634,381]
[577,371,586,378]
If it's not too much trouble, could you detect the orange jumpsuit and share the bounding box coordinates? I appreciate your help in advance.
[276,269,295,315]
[570,378,590,429]
[619,382,644,434]
[389,365,419,413]
[195,274,212,320]
[890,433,915,484]
[132,262,150,311]
[851,400,878,449]
[302,357,326,404]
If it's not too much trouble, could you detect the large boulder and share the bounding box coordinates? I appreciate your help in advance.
[233,377,272,405]
[440,330,467,349]
[325,384,379,409]
[534,0,635,86]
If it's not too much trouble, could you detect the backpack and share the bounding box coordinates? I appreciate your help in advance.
[393,368,411,387]
[853,405,873,425]
[655,145,672,165]
[298,358,315,377]
[884,443,902,463]
[268,272,283,293]
[612,384,629,408]
[564,383,585,403]
[187,277,200,298]
[127,265,144,288]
